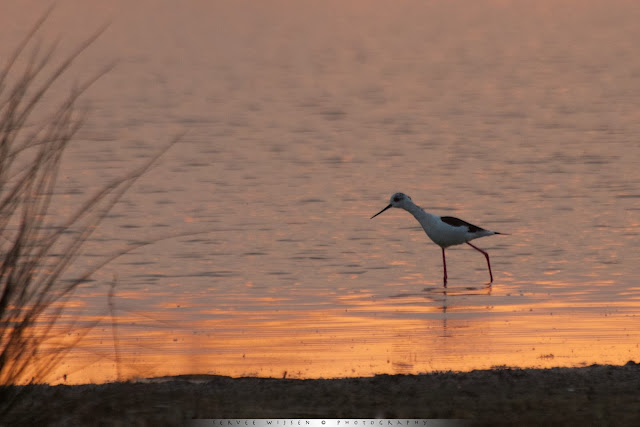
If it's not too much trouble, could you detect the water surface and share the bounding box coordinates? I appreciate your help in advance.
[1,0,639,384]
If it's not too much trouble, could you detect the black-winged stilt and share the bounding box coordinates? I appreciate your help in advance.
[371,192,505,286]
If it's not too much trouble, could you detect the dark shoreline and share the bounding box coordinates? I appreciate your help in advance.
[2,362,640,426]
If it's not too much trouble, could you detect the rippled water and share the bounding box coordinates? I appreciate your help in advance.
[2,0,639,384]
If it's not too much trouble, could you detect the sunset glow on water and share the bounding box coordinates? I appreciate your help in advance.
[1,0,639,385]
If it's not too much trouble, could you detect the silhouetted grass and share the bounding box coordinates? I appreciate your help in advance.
[0,8,186,416]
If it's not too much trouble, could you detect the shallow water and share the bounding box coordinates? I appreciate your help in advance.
[1,0,639,384]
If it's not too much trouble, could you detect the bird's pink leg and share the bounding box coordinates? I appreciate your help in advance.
[441,247,447,287]
[466,242,493,283]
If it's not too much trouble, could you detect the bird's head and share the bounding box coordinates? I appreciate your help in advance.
[370,192,412,219]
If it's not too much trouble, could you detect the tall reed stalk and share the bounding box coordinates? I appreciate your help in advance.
[0,8,181,407]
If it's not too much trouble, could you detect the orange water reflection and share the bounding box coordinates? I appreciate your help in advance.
[3,0,640,385]
[35,279,640,385]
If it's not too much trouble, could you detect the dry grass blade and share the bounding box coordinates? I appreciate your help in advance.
[0,9,195,417]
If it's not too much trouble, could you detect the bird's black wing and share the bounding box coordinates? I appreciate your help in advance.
[440,216,485,233]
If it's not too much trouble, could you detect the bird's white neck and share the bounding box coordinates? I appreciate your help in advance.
[402,200,438,231]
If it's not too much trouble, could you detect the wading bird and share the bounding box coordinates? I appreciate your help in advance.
[371,192,505,286]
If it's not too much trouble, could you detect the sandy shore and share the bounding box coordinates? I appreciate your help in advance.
[2,362,639,426]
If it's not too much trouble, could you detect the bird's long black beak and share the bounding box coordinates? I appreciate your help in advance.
[370,204,392,219]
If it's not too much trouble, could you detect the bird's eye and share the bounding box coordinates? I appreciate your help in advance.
[393,195,402,202]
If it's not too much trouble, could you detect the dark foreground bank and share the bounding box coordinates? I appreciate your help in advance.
[2,363,640,426]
